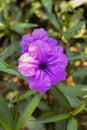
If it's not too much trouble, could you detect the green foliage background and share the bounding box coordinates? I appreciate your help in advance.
[0,0,87,130]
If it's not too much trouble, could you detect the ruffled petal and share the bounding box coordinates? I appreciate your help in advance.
[46,66,66,84]
[29,40,51,62]
[20,34,34,54]
[47,46,68,68]
[28,70,51,92]
[18,53,39,76]
[45,38,57,46]
[55,46,68,68]
[32,28,47,40]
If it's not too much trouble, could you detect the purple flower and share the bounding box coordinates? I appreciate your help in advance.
[20,28,57,54]
[18,28,68,92]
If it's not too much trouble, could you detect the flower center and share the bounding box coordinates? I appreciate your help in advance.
[39,63,47,70]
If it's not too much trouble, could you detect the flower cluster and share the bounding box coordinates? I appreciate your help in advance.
[18,28,68,92]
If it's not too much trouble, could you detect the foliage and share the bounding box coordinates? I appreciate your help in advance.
[0,0,87,130]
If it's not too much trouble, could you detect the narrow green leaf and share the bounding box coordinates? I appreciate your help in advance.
[72,69,87,77]
[41,0,52,13]
[10,21,37,29]
[59,85,86,98]
[25,116,46,130]
[55,106,67,130]
[66,95,81,108]
[63,21,85,39]
[16,93,43,130]
[66,48,74,59]
[50,86,72,110]
[0,120,11,130]
[41,0,60,30]
[47,12,60,30]
[34,113,70,123]
[0,95,14,130]
[72,101,86,116]
[0,0,4,11]
[66,21,85,34]
[81,86,87,92]
[69,54,87,61]
[12,90,37,103]
[55,118,67,130]
[0,61,19,76]
[0,23,6,30]
[0,32,6,37]
[3,0,8,20]
[38,101,50,111]
[67,118,77,130]
[0,42,20,60]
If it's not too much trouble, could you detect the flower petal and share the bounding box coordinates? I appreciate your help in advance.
[28,70,51,92]
[32,28,47,40]
[47,46,68,68]
[46,66,66,84]
[20,34,34,54]
[55,46,68,67]
[18,53,39,76]
[29,40,51,62]
[45,38,57,46]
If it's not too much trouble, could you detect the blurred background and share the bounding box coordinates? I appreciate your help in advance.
[0,0,87,130]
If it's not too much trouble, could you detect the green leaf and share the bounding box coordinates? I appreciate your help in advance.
[12,90,37,103]
[0,95,14,130]
[59,85,86,98]
[9,22,38,34]
[41,0,52,13]
[41,0,60,30]
[7,82,18,90]
[0,23,6,30]
[0,32,6,37]
[55,106,67,130]
[55,120,67,130]
[72,101,86,116]
[47,12,60,30]
[67,118,77,130]
[34,113,70,123]
[3,0,8,20]
[63,21,85,39]
[69,54,87,61]
[80,86,87,92]
[0,0,4,11]
[25,116,46,130]
[55,118,67,130]
[38,101,50,111]
[16,93,43,130]
[0,61,19,76]
[0,42,20,60]
[66,48,74,59]
[72,69,87,77]
[50,86,72,110]
[10,21,37,30]
[67,21,85,33]
[66,95,81,108]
